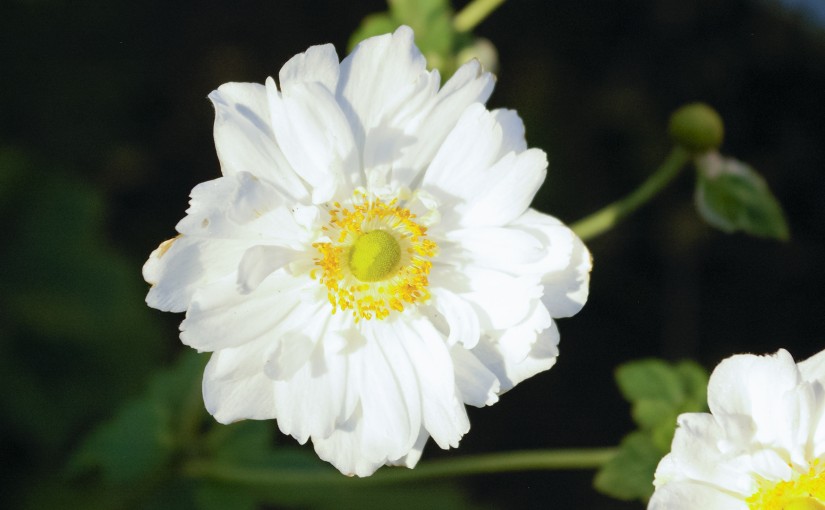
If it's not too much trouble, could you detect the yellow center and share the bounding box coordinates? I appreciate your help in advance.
[348,230,401,282]
[747,465,825,510]
[311,193,437,321]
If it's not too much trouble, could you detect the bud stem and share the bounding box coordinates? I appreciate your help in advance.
[571,147,691,241]
[454,0,506,32]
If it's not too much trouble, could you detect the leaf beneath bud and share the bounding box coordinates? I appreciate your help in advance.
[695,153,790,240]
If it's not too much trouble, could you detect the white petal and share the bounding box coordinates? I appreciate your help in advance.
[279,43,339,93]
[471,314,560,392]
[459,149,547,227]
[390,59,495,186]
[180,274,314,352]
[337,26,431,150]
[427,286,481,348]
[439,227,545,271]
[450,345,500,407]
[144,236,250,313]
[209,83,308,200]
[313,405,385,477]
[236,244,302,294]
[648,481,747,510]
[269,310,351,443]
[266,78,361,203]
[799,347,825,383]
[707,350,802,450]
[435,264,541,331]
[392,316,469,449]
[175,173,311,243]
[422,104,547,228]
[388,427,430,469]
[203,349,276,424]
[510,209,592,318]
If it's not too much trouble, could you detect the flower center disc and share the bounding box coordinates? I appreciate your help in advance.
[348,230,401,282]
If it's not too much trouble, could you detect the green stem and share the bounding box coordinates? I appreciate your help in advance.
[571,146,691,241]
[454,0,506,32]
[183,447,617,486]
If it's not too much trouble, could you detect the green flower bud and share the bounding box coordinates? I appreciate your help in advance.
[668,103,724,154]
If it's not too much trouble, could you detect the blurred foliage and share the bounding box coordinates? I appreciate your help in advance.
[63,351,485,509]
[594,360,709,502]
[0,146,169,507]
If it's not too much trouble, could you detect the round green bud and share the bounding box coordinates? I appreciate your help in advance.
[348,230,401,282]
[668,102,725,153]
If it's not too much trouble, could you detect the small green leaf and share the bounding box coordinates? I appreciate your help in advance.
[631,399,678,431]
[674,360,710,408]
[593,432,661,502]
[615,359,685,407]
[695,153,790,240]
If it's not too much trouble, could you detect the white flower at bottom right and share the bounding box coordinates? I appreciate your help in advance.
[650,348,825,510]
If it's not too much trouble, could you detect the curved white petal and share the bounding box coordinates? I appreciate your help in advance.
[390,59,495,187]
[337,26,432,155]
[422,104,547,228]
[268,308,351,443]
[648,481,748,510]
[203,346,276,424]
[266,78,361,203]
[209,83,308,200]
[180,274,314,352]
[450,345,500,407]
[236,244,302,294]
[436,264,541,331]
[144,236,250,313]
[510,209,593,318]
[427,286,481,348]
[388,427,430,469]
[471,311,560,392]
[279,43,339,93]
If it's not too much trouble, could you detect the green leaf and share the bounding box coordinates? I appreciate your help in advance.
[348,13,398,51]
[597,358,710,503]
[68,351,206,484]
[695,153,790,240]
[389,0,455,58]
[615,359,685,407]
[593,432,661,502]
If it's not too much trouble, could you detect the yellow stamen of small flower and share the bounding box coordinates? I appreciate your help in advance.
[747,463,825,510]
[311,193,437,321]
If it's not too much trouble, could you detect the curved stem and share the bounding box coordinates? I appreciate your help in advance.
[183,447,617,486]
[454,0,506,33]
[571,146,691,241]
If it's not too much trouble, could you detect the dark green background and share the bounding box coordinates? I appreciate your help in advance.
[2,0,824,508]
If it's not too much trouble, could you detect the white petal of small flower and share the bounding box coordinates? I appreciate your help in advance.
[650,348,825,509]
[144,26,591,476]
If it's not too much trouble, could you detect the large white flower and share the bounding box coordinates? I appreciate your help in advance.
[650,348,825,509]
[143,26,591,476]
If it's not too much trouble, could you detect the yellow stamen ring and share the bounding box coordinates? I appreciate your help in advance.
[311,194,437,321]
[747,463,825,510]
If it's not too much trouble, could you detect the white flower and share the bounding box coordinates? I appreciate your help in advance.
[143,26,591,477]
[650,348,825,509]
